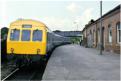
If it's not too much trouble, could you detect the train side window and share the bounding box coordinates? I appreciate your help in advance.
[10,29,20,41]
[21,30,31,41]
[47,32,52,42]
[33,30,42,41]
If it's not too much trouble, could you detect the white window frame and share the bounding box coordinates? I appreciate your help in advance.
[98,29,100,43]
[108,25,112,43]
[117,22,121,44]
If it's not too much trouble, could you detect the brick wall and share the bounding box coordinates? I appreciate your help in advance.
[82,5,120,54]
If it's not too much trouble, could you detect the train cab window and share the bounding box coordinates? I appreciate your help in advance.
[33,30,42,41]
[21,30,31,41]
[10,29,20,41]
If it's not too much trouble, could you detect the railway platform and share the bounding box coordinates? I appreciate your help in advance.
[42,44,120,80]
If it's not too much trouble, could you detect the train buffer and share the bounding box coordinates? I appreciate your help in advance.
[42,44,120,80]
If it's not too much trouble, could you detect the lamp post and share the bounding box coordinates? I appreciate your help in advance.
[74,21,78,31]
[100,1,103,55]
[73,21,79,44]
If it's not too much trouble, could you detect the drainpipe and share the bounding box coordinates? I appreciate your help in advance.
[100,1,103,55]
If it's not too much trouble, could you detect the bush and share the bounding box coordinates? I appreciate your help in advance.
[1,27,8,62]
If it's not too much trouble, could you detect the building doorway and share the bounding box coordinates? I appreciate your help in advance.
[102,27,105,50]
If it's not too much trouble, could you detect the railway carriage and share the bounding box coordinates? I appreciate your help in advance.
[7,19,71,66]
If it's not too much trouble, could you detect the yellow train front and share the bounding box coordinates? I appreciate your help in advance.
[7,19,71,67]
[7,19,47,66]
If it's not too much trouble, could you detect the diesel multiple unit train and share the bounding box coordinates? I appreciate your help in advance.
[7,19,71,66]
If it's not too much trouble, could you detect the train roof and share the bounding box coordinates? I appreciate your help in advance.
[10,19,47,27]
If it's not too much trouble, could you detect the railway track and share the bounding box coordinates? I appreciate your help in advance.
[1,46,57,81]
[2,68,19,81]
[2,62,46,81]
[1,47,54,81]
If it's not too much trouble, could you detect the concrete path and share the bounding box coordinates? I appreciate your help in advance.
[42,44,120,80]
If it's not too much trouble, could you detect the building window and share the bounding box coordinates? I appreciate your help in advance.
[108,24,112,43]
[117,22,121,43]
[93,30,95,42]
[98,29,100,43]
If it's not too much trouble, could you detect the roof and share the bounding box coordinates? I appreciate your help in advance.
[54,31,82,37]
[10,19,47,27]
[82,4,120,32]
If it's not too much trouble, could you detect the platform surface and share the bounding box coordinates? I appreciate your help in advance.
[42,44,120,80]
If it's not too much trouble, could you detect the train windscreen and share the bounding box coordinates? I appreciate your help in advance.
[33,30,42,41]
[10,29,20,41]
[21,30,31,41]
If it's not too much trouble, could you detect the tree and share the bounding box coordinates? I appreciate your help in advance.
[1,27,8,62]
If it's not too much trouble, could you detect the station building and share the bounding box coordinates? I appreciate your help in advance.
[54,30,83,43]
[82,5,120,54]
[54,30,82,37]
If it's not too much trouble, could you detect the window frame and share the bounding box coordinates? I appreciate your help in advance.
[116,22,121,44]
[108,24,112,43]
[21,30,31,41]
[10,29,20,41]
[98,28,100,43]
[93,29,95,43]
[32,29,43,41]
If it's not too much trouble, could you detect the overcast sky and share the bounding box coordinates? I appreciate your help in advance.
[0,0,120,31]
